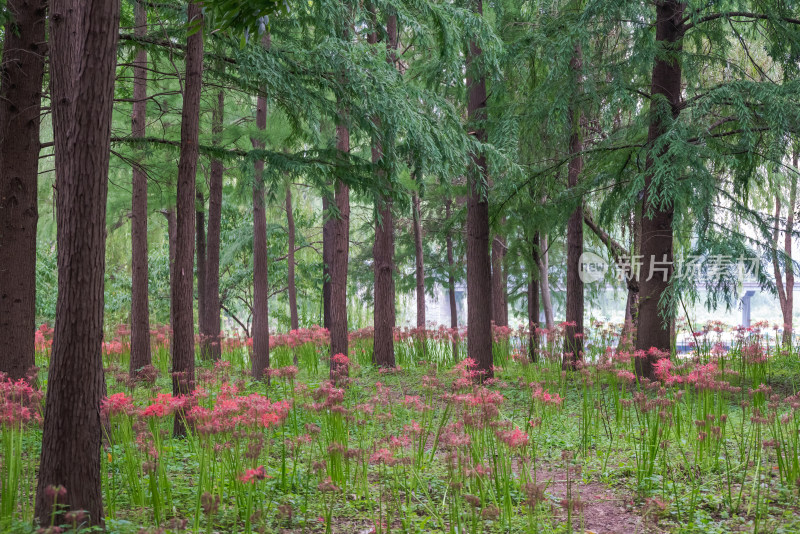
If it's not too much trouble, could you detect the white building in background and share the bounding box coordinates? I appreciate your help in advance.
[397,283,466,327]
[397,279,800,331]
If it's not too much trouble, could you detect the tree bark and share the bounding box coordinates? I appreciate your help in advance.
[196,190,207,349]
[251,35,270,381]
[491,231,508,327]
[163,208,177,348]
[445,197,459,359]
[286,184,299,331]
[34,0,119,524]
[129,0,151,377]
[329,12,352,380]
[539,233,554,330]
[784,160,797,347]
[529,232,541,361]
[466,0,493,379]
[412,187,426,328]
[371,10,397,368]
[563,44,584,370]
[0,0,47,380]
[330,125,350,377]
[172,1,203,436]
[322,192,332,330]
[202,90,223,360]
[635,0,685,379]
[772,161,797,348]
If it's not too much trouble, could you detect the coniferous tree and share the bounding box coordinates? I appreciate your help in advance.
[772,154,797,348]
[563,42,585,370]
[252,35,271,381]
[466,0,493,379]
[0,0,47,380]
[172,0,204,435]
[130,0,152,378]
[286,184,299,331]
[412,179,425,328]
[34,0,120,524]
[371,8,398,368]
[202,90,224,360]
[634,0,683,379]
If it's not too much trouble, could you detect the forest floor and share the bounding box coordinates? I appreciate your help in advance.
[7,332,800,533]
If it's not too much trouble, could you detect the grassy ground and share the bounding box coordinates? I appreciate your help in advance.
[5,326,800,533]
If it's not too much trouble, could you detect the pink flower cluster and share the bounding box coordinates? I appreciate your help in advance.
[532,387,563,406]
[0,374,42,427]
[188,392,290,434]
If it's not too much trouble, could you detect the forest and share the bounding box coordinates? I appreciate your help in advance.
[2,0,800,532]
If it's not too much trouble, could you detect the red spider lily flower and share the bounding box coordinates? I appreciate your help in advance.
[101,392,135,417]
[239,465,271,483]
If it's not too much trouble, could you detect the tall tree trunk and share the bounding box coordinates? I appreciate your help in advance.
[529,232,541,361]
[329,11,352,380]
[0,0,47,380]
[322,193,332,329]
[445,197,459,359]
[251,35,270,381]
[129,0,151,377]
[196,190,207,350]
[163,208,177,349]
[371,10,397,368]
[563,44,584,370]
[784,158,797,347]
[330,123,350,377]
[635,0,684,379]
[34,0,119,524]
[539,233,554,330]
[172,1,203,436]
[773,163,797,349]
[412,187,426,328]
[491,231,508,326]
[203,90,223,360]
[466,0,493,379]
[286,184,299,331]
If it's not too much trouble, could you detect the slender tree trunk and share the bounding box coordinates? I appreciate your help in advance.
[196,190,207,348]
[529,232,541,361]
[163,208,177,347]
[466,0,493,379]
[635,0,685,379]
[203,91,224,360]
[286,184,299,331]
[539,233,554,330]
[784,159,797,347]
[491,231,508,327]
[445,197,459,359]
[34,0,119,524]
[172,1,203,436]
[330,123,350,377]
[329,11,352,380]
[251,35,270,381]
[0,0,47,380]
[372,190,395,367]
[773,166,797,349]
[563,44,584,370]
[371,10,397,368]
[322,193,332,330]
[412,186,426,328]
[129,0,151,377]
